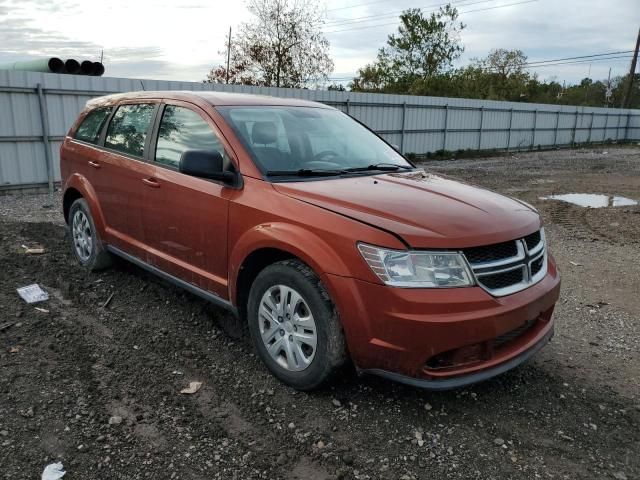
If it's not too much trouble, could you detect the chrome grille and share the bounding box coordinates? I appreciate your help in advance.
[480,267,525,290]
[524,231,541,251]
[463,240,518,264]
[463,229,547,297]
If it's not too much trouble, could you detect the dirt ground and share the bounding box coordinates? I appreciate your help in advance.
[1,146,639,480]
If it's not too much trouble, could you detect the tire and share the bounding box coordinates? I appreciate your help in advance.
[247,259,347,390]
[68,198,112,271]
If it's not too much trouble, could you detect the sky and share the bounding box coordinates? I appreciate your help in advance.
[0,0,638,86]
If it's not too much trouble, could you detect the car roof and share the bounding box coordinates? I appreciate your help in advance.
[87,90,333,109]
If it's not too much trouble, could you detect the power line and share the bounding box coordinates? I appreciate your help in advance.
[324,0,538,34]
[523,55,633,69]
[327,0,410,12]
[325,54,634,81]
[478,52,635,72]
[324,0,493,27]
[524,51,634,66]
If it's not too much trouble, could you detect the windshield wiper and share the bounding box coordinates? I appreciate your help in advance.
[266,168,344,177]
[343,163,413,172]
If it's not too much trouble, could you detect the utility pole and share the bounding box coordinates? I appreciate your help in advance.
[584,63,592,104]
[622,27,640,109]
[100,49,104,64]
[226,27,232,84]
[606,67,612,107]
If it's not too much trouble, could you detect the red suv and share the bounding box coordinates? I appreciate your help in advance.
[60,91,560,390]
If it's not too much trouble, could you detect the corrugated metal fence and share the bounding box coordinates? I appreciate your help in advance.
[1,69,639,192]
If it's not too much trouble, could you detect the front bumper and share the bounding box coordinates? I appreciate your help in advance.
[362,326,554,390]
[322,256,561,389]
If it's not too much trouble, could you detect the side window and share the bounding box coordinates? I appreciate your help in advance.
[105,103,155,158]
[74,107,112,144]
[155,105,224,168]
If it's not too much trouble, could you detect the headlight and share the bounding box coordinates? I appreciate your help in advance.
[357,243,475,288]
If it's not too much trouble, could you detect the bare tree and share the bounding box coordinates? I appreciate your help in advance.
[206,0,333,87]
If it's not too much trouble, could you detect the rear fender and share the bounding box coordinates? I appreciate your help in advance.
[64,173,107,237]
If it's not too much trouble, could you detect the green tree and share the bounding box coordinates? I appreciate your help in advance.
[350,5,465,92]
[478,48,527,78]
[410,49,532,101]
[349,64,387,92]
[612,73,640,108]
[206,0,333,87]
[327,83,346,91]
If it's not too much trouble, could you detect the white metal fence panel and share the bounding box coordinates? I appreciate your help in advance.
[1,69,639,191]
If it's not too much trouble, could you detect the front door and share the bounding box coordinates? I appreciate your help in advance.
[143,101,234,299]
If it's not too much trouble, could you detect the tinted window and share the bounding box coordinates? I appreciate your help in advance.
[105,104,155,157]
[74,107,112,144]
[155,105,224,168]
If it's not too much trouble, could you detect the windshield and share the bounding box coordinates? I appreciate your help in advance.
[216,106,413,178]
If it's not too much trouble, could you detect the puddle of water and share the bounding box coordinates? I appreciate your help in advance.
[540,193,638,208]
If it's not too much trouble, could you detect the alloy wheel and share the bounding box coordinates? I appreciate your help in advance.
[258,284,318,371]
[72,210,93,262]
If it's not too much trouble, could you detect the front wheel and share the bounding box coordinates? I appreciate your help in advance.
[247,259,347,390]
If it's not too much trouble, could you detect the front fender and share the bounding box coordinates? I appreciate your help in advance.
[64,173,107,237]
[228,222,350,304]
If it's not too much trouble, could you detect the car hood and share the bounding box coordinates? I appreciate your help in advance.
[273,171,541,249]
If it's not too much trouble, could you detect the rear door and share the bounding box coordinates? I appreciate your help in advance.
[143,100,235,298]
[93,101,159,259]
[63,105,114,202]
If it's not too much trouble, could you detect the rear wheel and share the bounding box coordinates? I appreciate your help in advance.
[247,259,346,390]
[68,198,112,271]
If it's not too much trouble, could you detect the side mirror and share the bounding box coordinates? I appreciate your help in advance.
[179,150,235,183]
[391,143,401,152]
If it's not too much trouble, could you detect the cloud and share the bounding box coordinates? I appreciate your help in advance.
[0,18,98,56]
[0,0,637,84]
[324,0,640,83]
[0,0,169,74]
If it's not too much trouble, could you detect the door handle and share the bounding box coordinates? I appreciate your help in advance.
[88,160,101,169]
[142,177,161,188]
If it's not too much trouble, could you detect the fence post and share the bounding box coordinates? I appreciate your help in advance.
[624,113,631,142]
[442,104,449,151]
[478,106,484,150]
[345,99,350,115]
[615,113,621,142]
[400,101,407,154]
[36,83,54,206]
[553,110,560,147]
[530,109,538,150]
[587,112,594,144]
[571,110,579,146]
[507,108,514,151]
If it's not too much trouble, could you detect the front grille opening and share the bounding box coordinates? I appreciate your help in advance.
[463,229,546,296]
[425,319,539,371]
[425,343,488,370]
[463,240,518,264]
[478,268,524,290]
[493,319,537,349]
[530,256,544,277]
[524,231,542,251]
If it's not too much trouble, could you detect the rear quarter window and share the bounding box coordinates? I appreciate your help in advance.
[74,107,112,144]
